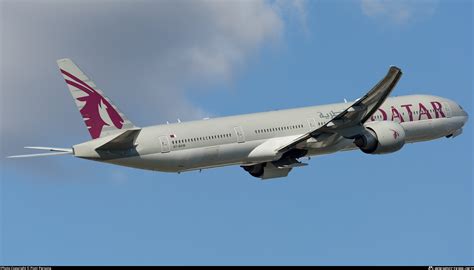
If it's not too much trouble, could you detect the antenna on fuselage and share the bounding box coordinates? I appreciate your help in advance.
[177,118,181,123]
[344,98,348,103]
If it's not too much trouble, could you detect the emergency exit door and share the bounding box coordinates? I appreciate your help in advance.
[159,136,171,153]
[234,126,245,143]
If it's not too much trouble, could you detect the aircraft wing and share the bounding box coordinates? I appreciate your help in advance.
[276,66,402,153]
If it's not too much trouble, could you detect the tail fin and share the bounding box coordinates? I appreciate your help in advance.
[57,58,136,139]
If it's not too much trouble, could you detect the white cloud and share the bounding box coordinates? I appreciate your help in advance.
[0,0,307,159]
[360,0,438,25]
[275,0,309,35]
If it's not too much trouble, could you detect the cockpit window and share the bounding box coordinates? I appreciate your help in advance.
[459,105,464,110]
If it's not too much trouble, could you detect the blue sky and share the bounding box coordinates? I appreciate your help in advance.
[1,0,472,265]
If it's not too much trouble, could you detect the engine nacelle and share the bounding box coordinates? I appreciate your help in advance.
[242,163,292,180]
[354,121,406,154]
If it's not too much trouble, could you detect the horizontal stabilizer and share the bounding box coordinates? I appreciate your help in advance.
[7,152,72,158]
[96,128,141,151]
[7,146,73,158]
[24,146,73,152]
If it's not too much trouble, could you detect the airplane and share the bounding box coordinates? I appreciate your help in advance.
[8,59,468,179]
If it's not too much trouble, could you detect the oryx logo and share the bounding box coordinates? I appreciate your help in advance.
[61,69,124,139]
[390,128,400,139]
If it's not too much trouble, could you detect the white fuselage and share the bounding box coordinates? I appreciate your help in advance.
[75,95,468,172]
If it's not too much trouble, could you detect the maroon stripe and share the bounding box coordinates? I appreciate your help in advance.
[60,69,96,93]
[65,79,93,95]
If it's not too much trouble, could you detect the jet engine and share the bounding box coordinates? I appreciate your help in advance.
[353,121,406,154]
[242,163,265,178]
[241,162,293,179]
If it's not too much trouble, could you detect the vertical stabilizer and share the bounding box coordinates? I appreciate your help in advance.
[57,58,136,139]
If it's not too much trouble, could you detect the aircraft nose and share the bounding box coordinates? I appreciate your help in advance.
[453,100,469,125]
[462,110,468,125]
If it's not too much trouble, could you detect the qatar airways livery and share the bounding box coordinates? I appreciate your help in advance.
[8,59,468,179]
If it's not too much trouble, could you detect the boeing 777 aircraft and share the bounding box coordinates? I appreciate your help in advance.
[8,59,468,179]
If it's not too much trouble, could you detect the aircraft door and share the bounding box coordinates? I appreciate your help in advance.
[234,126,245,143]
[307,118,317,131]
[159,136,171,153]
